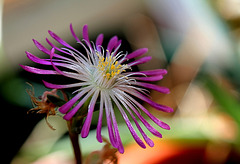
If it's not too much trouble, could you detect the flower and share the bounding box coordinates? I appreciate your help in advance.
[20,24,173,153]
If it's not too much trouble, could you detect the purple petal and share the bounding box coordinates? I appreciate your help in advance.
[95,34,104,52]
[48,30,70,47]
[63,89,95,120]
[19,65,57,75]
[40,38,73,61]
[48,30,79,52]
[122,88,173,113]
[135,82,170,94]
[124,90,171,129]
[130,115,154,147]
[43,80,84,89]
[46,38,88,63]
[96,92,104,143]
[82,24,93,50]
[133,110,164,136]
[106,114,117,148]
[135,91,173,113]
[125,69,168,78]
[117,95,154,147]
[49,48,66,76]
[107,36,118,54]
[122,48,148,62]
[70,23,81,42]
[133,107,164,137]
[111,94,146,149]
[114,89,163,137]
[26,51,51,65]
[26,51,68,67]
[82,25,89,42]
[110,109,124,153]
[46,38,71,56]
[128,56,152,66]
[104,94,124,153]
[32,39,50,55]
[137,69,167,76]
[134,75,163,82]
[115,40,122,50]
[58,89,90,113]
[81,91,99,138]
[104,94,117,148]
[134,100,171,130]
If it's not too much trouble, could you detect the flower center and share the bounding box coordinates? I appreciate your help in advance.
[97,52,126,79]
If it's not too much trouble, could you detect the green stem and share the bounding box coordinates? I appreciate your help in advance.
[68,120,82,164]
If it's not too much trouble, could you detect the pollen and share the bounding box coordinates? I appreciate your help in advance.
[97,54,127,80]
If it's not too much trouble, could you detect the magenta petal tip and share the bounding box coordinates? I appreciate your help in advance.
[63,114,71,121]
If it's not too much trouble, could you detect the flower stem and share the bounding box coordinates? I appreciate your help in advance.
[67,120,82,164]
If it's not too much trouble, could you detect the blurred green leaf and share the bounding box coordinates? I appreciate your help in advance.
[205,77,240,124]
[204,76,240,145]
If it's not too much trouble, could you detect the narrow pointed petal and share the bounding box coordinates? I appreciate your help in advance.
[123,48,148,62]
[49,48,77,78]
[133,75,163,82]
[59,89,90,113]
[103,93,118,148]
[82,24,93,50]
[49,48,63,75]
[119,89,171,130]
[105,94,124,153]
[63,89,95,120]
[19,65,57,75]
[135,69,167,76]
[107,36,118,54]
[46,38,72,56]
[136,101,171,130]
[128,56,152,66]
[26,51,70,68]
[114,89,163,137]
[125,89,173,113]
[134,82,170,94]
[81,91,99,138]
[70,23,81,42]
[48,30,73,49]
[82,25,89,42]
[110,94,146,149]
[128,114,155,147]
[114,92,154,147]
[131,117,154,147]
[131,106,164,136]
[96,92,104,143]
[106,114,117,148]
[26,51,51,65]
[43,80,87,89]
[115,40,122,50]
[95,34,104,52]
[111,112,124,153]
[32,39,50,55]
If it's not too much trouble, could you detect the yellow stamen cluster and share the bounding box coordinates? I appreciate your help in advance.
[97,53,125,79]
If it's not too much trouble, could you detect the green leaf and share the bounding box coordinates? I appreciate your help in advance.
[204,77,240,124]
[204,76,240,146]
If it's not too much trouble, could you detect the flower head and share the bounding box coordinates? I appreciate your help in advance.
[20,24,173,153]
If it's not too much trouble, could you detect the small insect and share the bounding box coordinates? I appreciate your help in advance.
[26,83,59,130]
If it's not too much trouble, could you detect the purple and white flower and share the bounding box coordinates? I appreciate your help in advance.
[20,24,173,153]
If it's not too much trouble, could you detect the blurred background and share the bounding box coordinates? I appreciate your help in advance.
[2,0,240,163]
